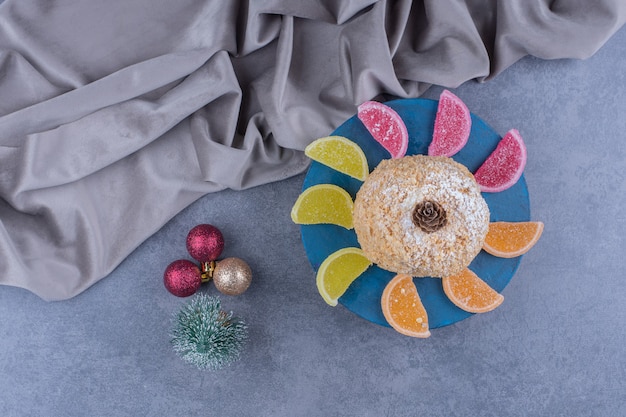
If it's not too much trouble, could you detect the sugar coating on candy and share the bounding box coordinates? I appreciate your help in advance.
[353,155,490,278]
[428,90,471,157]
[358,101,408,159]
[474,129,527,193]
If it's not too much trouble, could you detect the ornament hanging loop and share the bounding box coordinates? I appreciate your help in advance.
[200,260,217,283]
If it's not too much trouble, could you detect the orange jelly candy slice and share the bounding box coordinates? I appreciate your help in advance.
[442,268,504,314]
[381,274,430,338]
[442,268,504,313]
[482,221,544,258]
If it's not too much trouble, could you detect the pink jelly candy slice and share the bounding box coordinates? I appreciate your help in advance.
[474,129,527,193]
[357,101,409,159]
[428,90,471,157]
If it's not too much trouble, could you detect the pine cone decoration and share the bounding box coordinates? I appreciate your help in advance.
[412,200,447,233]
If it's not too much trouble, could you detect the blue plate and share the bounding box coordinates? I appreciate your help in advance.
[300,98,530,329]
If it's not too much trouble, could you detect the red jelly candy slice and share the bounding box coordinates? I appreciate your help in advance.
[358,101,409,159]
[428,90,471,157]
[474,129,527,193]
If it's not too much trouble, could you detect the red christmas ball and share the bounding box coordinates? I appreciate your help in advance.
[164,259,201,297]
[186,224,225,263]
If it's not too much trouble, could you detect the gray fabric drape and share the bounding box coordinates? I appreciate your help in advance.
[1,0,624,300]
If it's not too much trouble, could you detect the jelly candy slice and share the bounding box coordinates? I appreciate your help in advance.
[316,248,372,306]
[381,274,431,338]
[442,268,504,314]
[474,129,527,193]
[305,136,369,181]
[291,184,354,229]
[483,221,544,258]
[358,101,409,159]
[428,89,471,157]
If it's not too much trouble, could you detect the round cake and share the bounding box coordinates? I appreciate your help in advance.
[352,155,490,278]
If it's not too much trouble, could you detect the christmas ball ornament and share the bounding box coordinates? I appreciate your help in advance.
[213,257,253,296]
[164,259,202,297]
[186,224,224,262]
[163,224,252,297]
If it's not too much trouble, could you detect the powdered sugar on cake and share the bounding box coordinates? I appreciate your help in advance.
[352,155,489,278]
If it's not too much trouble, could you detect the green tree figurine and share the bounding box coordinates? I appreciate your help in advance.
[171,294,248,370]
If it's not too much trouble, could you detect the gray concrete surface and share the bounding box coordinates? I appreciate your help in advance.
[1,25,625,417]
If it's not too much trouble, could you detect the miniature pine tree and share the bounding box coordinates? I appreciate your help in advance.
[171,293,247,370]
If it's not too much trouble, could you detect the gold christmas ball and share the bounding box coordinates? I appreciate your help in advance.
[213,257,252,296]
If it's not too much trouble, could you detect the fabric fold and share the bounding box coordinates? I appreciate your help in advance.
[0,0,624,300]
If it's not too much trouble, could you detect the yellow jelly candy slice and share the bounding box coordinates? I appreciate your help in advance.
[316,247,372,306]
[291,184,354,229]
[305,136,369,181]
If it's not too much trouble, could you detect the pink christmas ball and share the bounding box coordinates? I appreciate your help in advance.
[164,259,201,297]
[186,224,225,262]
